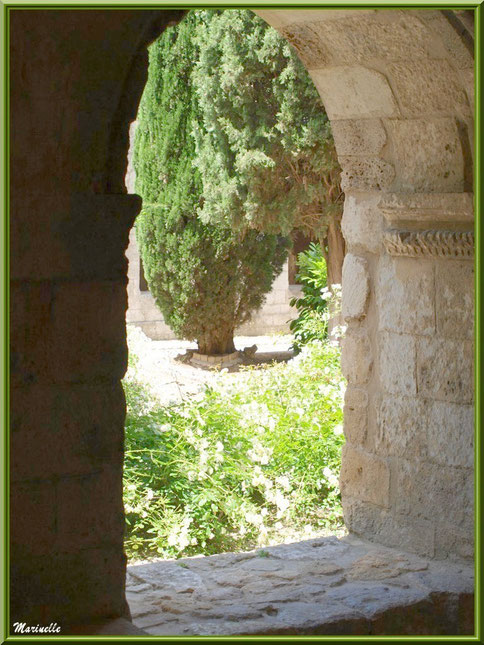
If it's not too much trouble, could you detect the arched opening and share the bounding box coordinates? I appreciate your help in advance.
[9,7,475,636]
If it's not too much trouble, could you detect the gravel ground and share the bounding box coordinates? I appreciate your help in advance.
[126,324,295,405]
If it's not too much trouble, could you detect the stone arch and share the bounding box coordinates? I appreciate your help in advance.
[10,7,474,629]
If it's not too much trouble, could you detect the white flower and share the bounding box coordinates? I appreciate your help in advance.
[146,489,154,500]
[333,424,343,436]
[275,475,291,491]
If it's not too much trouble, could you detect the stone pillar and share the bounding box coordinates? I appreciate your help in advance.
[10,194,141,624]
[340,193,474,559]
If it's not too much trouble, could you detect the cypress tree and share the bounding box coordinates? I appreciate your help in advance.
[191,9,344,286]
[133,12,288,356]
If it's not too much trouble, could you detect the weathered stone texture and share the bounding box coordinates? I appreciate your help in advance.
[343,387,368,446]
[388,60,471,118]
[127,535,474,635]
[378,191,474,228]
[377,255,435,335]
[395,460,473,528]
[434,523,474,560]
[386,118,466,192]
[379,332,416,396]
[375,395,427,459]
[340,445,390,508]
[341,329,373,385]
[309,66,399,120]
[342,254,370,322]
[341,193,384,254]
[331,119,387,157]
[342,499,435,558]
[424,13,474,69]
[340,157,395,192]
[435,260,474,339]
[299,14,435,65]
[417,336,474,403]
[11,481,57,557]
[11,281,128,386]
[426,400,474,468]
[10,383,125,480]
[56,466,125,552]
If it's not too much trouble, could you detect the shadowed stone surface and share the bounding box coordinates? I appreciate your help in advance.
[126,537,473,636]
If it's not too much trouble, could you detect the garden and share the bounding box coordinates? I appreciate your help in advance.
[123,9,346,563]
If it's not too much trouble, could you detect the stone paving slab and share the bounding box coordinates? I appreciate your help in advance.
[127,535,474,636]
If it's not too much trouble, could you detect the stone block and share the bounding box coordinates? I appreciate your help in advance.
[434,522,474,560]
[10,548,128,625]
[11,383,125,480]
[341,193,384,254]
[425,14,474,69]
[56,466,125,552]
[340,157,395,192]
[340,445,390,507]
[388,60,471,118]
[426,401,474,468]
[342,255,370,322]
[395,459,473,527]
[307,13,434,65]
[378,191,474,229]
[309,66,399,120]
[49,281,129,383]
[460,68,474,113]
[385,118,465,192]
[343,387,368,446]
[10,281,52,387]
[417,336,474,403]
[11,280,129,385]
[331,119,387,157]
[11,193,140,281]
[342,498,435,558]
[341,329,373,385]
[435,260,474,339]
[375,395,427,459]
[379,332,416,396]
[257,9,378,30]
[10,480,56,557]
[376,255,435,336]
[280,22,331,69]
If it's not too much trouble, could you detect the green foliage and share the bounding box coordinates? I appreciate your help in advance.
[133,11,289,354]
[123,340,345,561]
[289,243,329,353]
[191,9,343,240]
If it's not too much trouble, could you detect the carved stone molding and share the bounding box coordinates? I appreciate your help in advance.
[383,229,474,259]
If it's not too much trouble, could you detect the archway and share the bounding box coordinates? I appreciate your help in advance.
[9,7,474,632]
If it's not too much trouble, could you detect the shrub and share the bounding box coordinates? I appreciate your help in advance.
[123,339,345,561]
[289,242,329,353]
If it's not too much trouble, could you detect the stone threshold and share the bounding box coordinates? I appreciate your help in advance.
[126,535,474,636]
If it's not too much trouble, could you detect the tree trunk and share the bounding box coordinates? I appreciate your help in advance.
[326,212,345,289]
[197,328,236,356]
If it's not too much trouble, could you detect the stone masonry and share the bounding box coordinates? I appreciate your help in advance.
[126,536,473,636]
[10,7,474,632]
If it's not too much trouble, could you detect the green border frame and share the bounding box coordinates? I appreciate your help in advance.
[1,1,481,642]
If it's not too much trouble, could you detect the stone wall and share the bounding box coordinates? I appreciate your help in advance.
[10,7,474,629]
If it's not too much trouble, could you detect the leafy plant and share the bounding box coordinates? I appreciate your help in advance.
[289,242,329,353]
[123,337,345,561]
